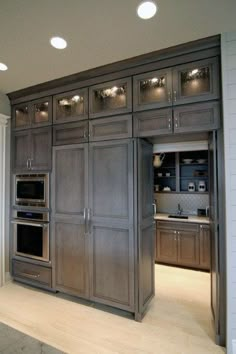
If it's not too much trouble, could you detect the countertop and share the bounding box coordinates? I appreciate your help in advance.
[154,213,210,224]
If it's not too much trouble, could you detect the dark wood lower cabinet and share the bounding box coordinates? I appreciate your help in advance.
[54,220,89,298]
[51,138,154,319]
[156,221,210,270]
[157,229,178,264]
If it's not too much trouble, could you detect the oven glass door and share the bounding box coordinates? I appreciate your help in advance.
[14,221,49,262]
[16,179,45,203]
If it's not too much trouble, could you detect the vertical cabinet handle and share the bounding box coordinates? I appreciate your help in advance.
[87,208,91,234]
[29,158,33,170]
[173,90,177,102]
[83,207,88,235]
[168,91,172,103]
[168,118,172,131]
[26,159,29,169]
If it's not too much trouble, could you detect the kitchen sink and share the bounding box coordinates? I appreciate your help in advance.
[168,215,189,219]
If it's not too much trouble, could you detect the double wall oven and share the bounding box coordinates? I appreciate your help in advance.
[12,174,50,263]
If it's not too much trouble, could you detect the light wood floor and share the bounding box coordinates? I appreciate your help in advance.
[0,265,225,354]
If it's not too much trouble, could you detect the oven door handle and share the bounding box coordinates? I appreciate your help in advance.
[11,220,48,228]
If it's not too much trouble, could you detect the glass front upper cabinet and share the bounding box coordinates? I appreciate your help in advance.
[89,78,132,118]
[32,97,52,127]
[53,88,88,124]
[133,69,172,111]
[172,57,220,105]
[14,104,30,129]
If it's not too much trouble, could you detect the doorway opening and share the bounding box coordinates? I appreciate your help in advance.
[147,131,225,347]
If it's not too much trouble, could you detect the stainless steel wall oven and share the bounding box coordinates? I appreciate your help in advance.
[12,210,49,262]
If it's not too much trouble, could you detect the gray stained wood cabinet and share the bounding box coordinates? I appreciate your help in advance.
[12,126,52,172]
[12,97,52,130]
[156,221,210,270]
[53,88,88,124]
[89,78,132,119]
[52,138,154,318]
[133,57,219,111]
[53,121,89,146]
[134,101,220,137]
[12,260,52,289]
[52,144,89,298]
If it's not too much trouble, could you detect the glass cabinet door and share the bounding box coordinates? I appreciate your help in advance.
[133,69,172,111]
[14,104,30,130]
[172,57,219,105]
[32,97,52,127]
[89,78,132,118]
[53,88,88,124]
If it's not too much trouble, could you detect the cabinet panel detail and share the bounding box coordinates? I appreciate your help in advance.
[200,225,210,269]
[54,146,86,216]
[89,78,132,118]
[177,230,199,266]
[133,69,172,111]
[157,229,178,263]
[13,260,52,287]
[134,108,172,137]
[53,121,88,146]
[31,127,52,171]
[53,88,88,124]
[55,222,88,296]
[91,142,130,220]
[91,225,132,307]
[172,57,220,105]
[89,115,132,142]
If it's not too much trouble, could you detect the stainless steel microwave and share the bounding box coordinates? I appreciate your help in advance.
[15,174,49,208]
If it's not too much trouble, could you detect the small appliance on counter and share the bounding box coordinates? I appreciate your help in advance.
[197,208,207,216]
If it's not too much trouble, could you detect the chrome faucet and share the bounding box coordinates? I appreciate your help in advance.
[177,203,183,215]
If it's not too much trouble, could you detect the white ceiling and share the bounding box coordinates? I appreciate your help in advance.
[0,0,236,94]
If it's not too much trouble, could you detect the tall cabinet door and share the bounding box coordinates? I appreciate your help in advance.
[52,144,89,298]
[12,130,30,172]
[89,140,134,311]
[136,139,155,319]
[30,126,52,171]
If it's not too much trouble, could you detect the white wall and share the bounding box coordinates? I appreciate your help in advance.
[0,93,10,281]
[221,32,236,354]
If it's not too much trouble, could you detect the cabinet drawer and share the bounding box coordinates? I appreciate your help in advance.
[173,101,220,133]
[89,115,132,142]
[156,221,198,232]
[53,121,88,145]
[134,108,172,137]
[12,260,52,287]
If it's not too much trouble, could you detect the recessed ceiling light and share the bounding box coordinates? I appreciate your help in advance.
[0,62,8,71]
[137,1,158,20]
[50,37,67,49]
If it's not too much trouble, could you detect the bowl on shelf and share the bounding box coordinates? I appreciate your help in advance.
[196,159,207,164]
[166,172,171,177]
[182,159,193,164]
[163,186,171,192]
[157,173,163,177]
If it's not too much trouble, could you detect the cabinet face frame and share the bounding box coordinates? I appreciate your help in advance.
[134,108,173,138]
[172,57,220,106]
[31,96,52,128]
[133,68,172,111]
[53,88,88,124]
[12,103,31,131]
[89,77,132,119]
[13,97,52,131]
[53,121,89,146]
[173,101,220,134]
[89,114,132,142]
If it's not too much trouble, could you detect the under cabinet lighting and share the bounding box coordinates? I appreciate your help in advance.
[71,95,81,102]
[50,37,67,49]
[190,69,199,76]
[0,62,8,71]
[137,1,158,20]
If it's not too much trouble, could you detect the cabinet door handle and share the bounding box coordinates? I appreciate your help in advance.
[173,90,177,102]
[26,159,29,169]
[87,208,91,234]
[83,207,88,235]
[83,130,87,139]
[29,158,33,170]
[19,271,40,279]
[168,91,172,103]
